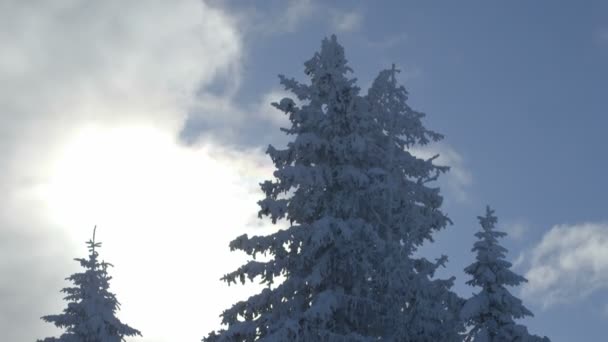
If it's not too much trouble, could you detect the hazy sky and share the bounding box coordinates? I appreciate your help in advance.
[2,1,607,341]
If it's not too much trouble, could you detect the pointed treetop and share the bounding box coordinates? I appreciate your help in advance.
[87,225,102,256]
[38,226,141,342]
[390,63,400,84]
[478,205,498,231]
[367,64,444,148]
[473,205,506,248]
[276,35,359,105]
[303,35,356,89]
[462,206,550,342]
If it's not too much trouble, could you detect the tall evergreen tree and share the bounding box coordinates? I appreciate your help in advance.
[366,65,464,341]
[366,64,447,249]
[205,35,461,341]
[38,227,141,342]
[205,34,385,342]
[461,206,550,342]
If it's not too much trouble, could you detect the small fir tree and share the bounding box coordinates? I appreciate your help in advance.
[462,206,550,342]
[38,227,141,342]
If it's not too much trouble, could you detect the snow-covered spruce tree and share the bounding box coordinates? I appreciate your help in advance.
[205,34,389,342]
[461,206,550,342]
[38,227,141,342]
[204,35,461,341]
[365,65,464,341]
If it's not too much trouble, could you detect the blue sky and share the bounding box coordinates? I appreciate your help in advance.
[1,1,607,341]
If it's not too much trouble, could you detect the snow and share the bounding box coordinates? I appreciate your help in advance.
[205,35,463,341]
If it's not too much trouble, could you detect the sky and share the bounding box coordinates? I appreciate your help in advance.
[1,1,607,341]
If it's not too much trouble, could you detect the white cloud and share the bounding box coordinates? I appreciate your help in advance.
[0,1,284,341]
[411,144,473,203]
[512,251,526,269]
[522,222,608,308]
[283,0,315,32]
[256,88,295,127]
[500,221,529,240]
[243,0,316,35]
[226,1,364,37]
[332,10,363,33]
[181,86,295,146]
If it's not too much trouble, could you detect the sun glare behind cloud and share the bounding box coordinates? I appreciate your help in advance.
[39,124,278,341]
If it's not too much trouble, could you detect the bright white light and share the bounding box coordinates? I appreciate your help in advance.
[0,0,255,340]
[41,125,280,341]
[46,126,228,229]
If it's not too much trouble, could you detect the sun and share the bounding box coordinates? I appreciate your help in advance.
[46,125,192,229]
[40,123,278,340]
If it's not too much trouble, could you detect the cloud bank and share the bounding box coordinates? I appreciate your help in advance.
[0,1,282,341]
